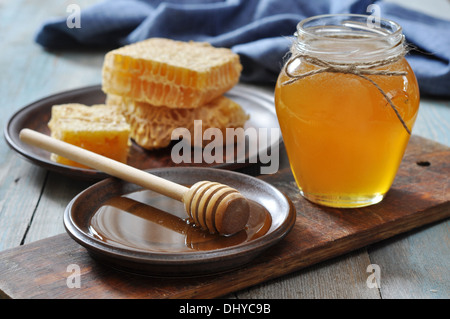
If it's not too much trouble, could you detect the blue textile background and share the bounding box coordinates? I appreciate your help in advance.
[35,0,450,96]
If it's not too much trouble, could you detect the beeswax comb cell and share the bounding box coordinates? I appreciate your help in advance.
[102,38,243,109]
[48,103,131,168]
[106,94,249,150]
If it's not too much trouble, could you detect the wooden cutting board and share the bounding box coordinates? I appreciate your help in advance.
[0,135,448,299]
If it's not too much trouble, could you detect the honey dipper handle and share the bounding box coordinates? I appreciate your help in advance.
[19,129,189,201]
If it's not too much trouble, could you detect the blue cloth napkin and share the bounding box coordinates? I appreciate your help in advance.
[35,0,450,97]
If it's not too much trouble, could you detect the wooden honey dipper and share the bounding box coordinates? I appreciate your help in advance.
[19,128,250,236]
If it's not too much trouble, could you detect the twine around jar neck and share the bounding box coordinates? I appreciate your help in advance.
[282,48,411,135]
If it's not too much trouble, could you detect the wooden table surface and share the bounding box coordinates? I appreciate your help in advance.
[0,0,449,299]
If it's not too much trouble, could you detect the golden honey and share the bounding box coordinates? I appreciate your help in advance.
[89,189,271,252]
[48,103,130,168]
[275,15,420,208]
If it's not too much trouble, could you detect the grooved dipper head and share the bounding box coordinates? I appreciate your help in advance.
[183,181,250,236]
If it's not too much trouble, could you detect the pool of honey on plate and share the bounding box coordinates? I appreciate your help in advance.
[88,189,272,252]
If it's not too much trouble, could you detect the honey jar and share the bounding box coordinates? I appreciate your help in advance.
[275,14,419,208]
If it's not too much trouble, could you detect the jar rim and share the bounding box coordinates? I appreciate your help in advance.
[293,14,405,61]
[296,13,403,41]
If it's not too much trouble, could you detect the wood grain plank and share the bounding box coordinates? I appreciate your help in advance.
[367,130,450,299]
[0,153,47,251]
[0,0,104,114]
[0,135,448,299]
[235,248,381,299]
[413,99,450,147]
[0,0,104,251]
[369,220,450,299]
[23,171,94,244]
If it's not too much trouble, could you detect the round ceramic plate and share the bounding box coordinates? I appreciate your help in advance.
[4,85,280,180]
[63,167,296,277]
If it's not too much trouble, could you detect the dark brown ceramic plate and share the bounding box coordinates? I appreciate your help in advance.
[4,85,280,180]
[63,167,296,277]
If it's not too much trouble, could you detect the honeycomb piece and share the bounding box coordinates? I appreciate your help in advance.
[48,103,131,168]
[102,38,242,109]
[106,94,249,150]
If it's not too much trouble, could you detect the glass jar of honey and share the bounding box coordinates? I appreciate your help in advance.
[275,14,419,208]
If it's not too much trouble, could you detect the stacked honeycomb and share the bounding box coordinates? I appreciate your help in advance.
[48,38,248,168]
[102,38,242,109]
[102,38,248,150]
